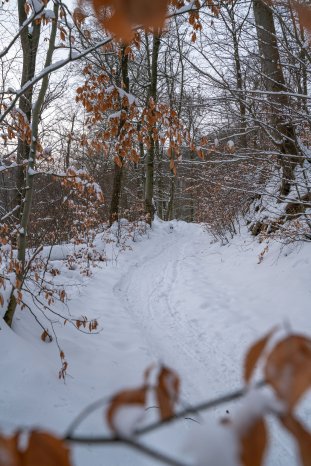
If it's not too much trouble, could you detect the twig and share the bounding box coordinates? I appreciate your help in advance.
[24,245,44,277]
[21,301,47,334]
[65,396,111,438]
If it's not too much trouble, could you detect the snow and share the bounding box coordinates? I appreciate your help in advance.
[0,162,17,172]
[44,9,55,20]
[70,51,80,59]
[28,167,37,175]
[29,0,44,14]
[108,110,121,120]
[113,406,146,437]
[176,1,196,15]
[0,219,310,465]
[117,88,138,106]
[186,421,240,466]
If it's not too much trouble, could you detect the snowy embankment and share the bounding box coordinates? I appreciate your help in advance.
[0,219,310,465]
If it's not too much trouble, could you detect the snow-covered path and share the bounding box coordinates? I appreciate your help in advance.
[1,220,310,465]
[115,223,243,403]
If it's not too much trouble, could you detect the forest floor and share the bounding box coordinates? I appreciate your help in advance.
[0,219,310,465]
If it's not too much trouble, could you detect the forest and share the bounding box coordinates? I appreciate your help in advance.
[0,0,311,465]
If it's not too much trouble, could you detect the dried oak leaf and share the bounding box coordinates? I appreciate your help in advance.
[156,366,180,420]
[244,328,276,383]
[106,386,147,433]
[279,413,311,466]
[22,431,71,466]
[240,418,268,466]
[264,335,311,410]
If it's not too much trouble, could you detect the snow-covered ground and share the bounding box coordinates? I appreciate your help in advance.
[0,219,310,465]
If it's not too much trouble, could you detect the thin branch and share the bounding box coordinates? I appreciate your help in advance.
[65,380,266,444]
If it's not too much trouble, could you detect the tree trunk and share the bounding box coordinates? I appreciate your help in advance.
[109,46,129,226]
[231,17,247,148]
[13,0,41,224]
[4,4,59,327]
[65,113,76,169]
[253,0,300,198]
[157,145,164,220]
[145,32,161,224]
[166,175,175,221]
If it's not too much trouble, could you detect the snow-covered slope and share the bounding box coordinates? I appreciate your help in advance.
[0,219,310,465]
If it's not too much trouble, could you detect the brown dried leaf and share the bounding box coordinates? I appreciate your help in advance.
[16,290,23,305]
[114,155,123,168]
[280,413,311,466]
[41,330,52,343]
[264,335,311,409]
[106,386,147,432]
[22,431,72,466]
[0,434,20,466]
[60,290,66,303]
[41,330,49,342]
[60,29,66,42]
[59,360,68,380]
[240,418,268,466]
[15,279,22,289]
[156,366,180,420]
[292,1,311,32]
[91,0,169,41]
[244,328,275,383]
[83,29,91,40]
[73,7,87,26]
